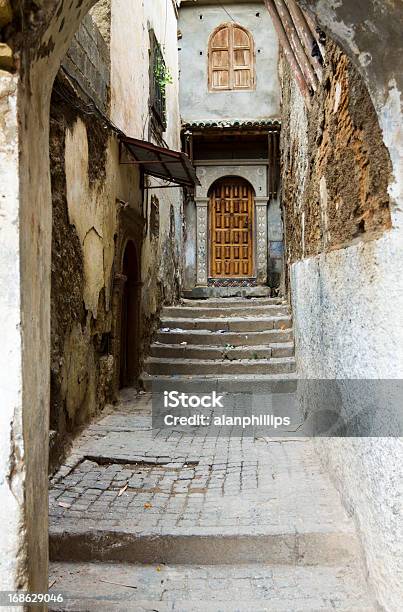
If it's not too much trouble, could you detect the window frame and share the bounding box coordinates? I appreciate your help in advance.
[208,22,255,93]
[149,29,167,132]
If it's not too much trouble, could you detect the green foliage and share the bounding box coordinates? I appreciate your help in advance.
[154,53,173,87]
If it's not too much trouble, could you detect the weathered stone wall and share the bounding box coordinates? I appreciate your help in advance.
[281,39,403,612]
[48,2,184,463]
[49,92,116,459]
[281,40,392,266]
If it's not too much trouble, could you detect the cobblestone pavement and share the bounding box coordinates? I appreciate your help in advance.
[50,390,353,537]
[49,389,376,610]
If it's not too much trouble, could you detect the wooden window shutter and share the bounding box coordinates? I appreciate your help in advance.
[209,24,254,92]
[232,26,253,90]
[209,25,230,90]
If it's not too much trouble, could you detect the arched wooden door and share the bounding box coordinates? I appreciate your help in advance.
[209,177,254,278]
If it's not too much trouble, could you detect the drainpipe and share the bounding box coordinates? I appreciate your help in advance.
[274,0,319,93]
[264,0,311,107]
[283,0,323,81]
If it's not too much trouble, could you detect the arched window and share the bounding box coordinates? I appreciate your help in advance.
[208,23,255,92]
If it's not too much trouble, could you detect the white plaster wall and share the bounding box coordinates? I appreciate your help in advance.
[0,72,26,592]
[292,231,403,380]
[110,0,147,137]
[291,230,403,611]
[110,0,181,149]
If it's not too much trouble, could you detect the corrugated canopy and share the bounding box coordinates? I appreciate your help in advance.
[120,136,200,188]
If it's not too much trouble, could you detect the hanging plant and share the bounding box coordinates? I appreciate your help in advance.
[154,53,173,87]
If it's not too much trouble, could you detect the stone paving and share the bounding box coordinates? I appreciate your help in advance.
[49,562,376,611]
[50,390,354,540]
[48,389,377,610]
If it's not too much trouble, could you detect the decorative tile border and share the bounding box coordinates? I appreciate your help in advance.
[208,278,257,287]
[196,198,209,285]
[255,200,268,284]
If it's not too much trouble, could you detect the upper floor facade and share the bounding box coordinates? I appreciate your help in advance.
[178,0,280,122]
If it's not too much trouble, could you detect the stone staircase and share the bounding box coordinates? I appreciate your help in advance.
[141,296,296,386]
[48,301,378,610]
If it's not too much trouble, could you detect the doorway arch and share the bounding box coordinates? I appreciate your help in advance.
[208,176,255,278]
[119,240,141,388]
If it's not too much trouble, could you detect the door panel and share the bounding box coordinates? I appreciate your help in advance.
[210,178,254,278]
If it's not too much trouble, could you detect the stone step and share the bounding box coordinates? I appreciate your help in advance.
[150,342,295,360]
[155,328,294,346]
[140,372,298,393]
[163,304,290,318]
[182,286,272,299]
[160,315,292,333]
[144,356,296,376]
[181,297,286,308]
[50,529,361,567]
[49,561,377,611]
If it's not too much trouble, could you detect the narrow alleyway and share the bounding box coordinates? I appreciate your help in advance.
[1,0,401,608]
[48,298,377,610]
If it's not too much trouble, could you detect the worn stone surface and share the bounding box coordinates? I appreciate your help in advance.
[0,0,12,28]
[48,391,376,609]
[0,42,13,69]
[48,392,354,542]
[143,298,296,377]
[49,561,376,611]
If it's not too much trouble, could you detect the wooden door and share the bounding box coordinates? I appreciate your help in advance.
[210,178,254,278]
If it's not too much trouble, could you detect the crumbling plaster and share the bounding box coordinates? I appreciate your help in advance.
[51,0,184,441]
[64,117,111,319]
[51,101,143,436]
[296,0,403,229]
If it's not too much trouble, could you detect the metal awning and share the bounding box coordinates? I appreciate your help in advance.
[120,135,200,188]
